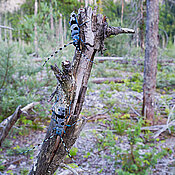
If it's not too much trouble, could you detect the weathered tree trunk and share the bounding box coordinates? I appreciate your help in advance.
[34,0,38,57]
[29,7,134,175]
[142,0,159,125]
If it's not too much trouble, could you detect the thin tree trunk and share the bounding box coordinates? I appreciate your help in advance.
[9,23,12,43]
[63,18,67,41]
[0,14,2,41]
[85,0,88,7]
[121,0,124,26]
[4,14,7,43]
[142,0,159,125]
[29,7,134,175]
[140,0,145,52]
[18,30,21,45]
[50,0,54,40]
[80,0,84,7]
[136,27,139,47]
[162,35,165,48]
[34,0,38,57]
[59,14,63,47]
[55,18,59,42]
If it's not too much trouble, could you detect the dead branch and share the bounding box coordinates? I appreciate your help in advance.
[0,102,40,147]
[1,102,40,126]
[0,25,14,30]
[0,105,22,147]
[29,6,134,175]
[87,114,109,121]
[153,120,175,138]
[1,158,24,167]
[91,77,125,84]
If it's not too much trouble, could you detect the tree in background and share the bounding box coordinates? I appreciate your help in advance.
[34,0,38,56]
[142,0,159,125]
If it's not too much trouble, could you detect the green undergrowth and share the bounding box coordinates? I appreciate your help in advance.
[96,116,172,174]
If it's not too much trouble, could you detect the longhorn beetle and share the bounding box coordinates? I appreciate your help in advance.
[43,11,94,66]
[18,96,83,170]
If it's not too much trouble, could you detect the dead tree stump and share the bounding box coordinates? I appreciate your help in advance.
[29,7,134,175]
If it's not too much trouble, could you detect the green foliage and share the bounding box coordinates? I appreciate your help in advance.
[84,152,91,159]
[69,147,78,157]
[157,66,175,89]
[103,0,122,22]
[96,116,171,174]
[0,42,43,121]
[99,90,112,98]
[111,114,130,135]
[123,74,143,93]
[159,2,175,43]
[109,81,124,91]
[0,163,5,171]
[11,144,34,156]
[20,168,29,175]
[1,139,13,148]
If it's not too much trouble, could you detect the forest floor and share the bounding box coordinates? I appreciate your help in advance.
[1,57,175,175]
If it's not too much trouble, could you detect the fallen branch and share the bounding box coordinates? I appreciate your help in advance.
[87,114,110,121]
[0,25,14,30]
[0,102,40,147]
[1,158,24,167]
[0,102,40,126]
[153,120,175,138]
[91,77,125,84]
[0,105,22,147]
[140,125,166,131]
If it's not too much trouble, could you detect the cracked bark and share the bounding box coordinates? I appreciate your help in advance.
[142,0,159,125]
[29,6,134,175]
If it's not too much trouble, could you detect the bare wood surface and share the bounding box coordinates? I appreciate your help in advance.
[0,102,40,147]
[153,120,175,138]
[0,25,14,30]
[91,77,125,84]
[29,6,134,175]
[1,102,40,126]
[0,106,21,147]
